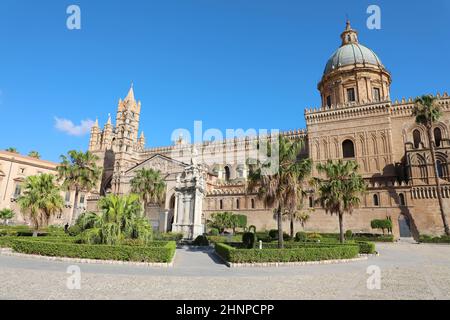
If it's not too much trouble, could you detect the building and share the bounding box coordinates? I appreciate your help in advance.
[86,21,450,240]
[0,151,84,225]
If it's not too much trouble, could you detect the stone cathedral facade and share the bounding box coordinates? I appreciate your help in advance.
[87,22,450,240]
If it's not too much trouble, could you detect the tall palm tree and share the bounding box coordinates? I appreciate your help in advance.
[17,174,64,231]
[413,95,450,236]
[247,136,310,248]
[28,151,41,159]
[5,147,18,154]
[315,160,366,243]
[282,208,312,238]
[130,168,166,216]
[57,150,102,224]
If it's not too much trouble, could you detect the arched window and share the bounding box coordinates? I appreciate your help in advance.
[434,128,442,147]
[437,161,444,178]
[309,196,314,208]
[413,130,422,149]
[219,200,223,210]
[251,199,255,209]
[373,194,379,207]
[342,140,355,158]
[236,199,240,210]
[399,193,406,206]
[224,166,231,181]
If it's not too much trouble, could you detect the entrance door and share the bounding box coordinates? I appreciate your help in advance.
[398,214,412,238]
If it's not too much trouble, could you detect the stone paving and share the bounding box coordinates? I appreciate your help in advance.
[1,242,450,300]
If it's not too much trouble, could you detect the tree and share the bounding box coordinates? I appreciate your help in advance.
[247,136,310,248]
[28,151,41,159]
[282,209,312,238]
[97,194,152,245]
[130,168,166,215]
[5,147,18,154]
[208,212,234,234]
[0,208,15,225]
[315,160,366,243]
[413,95,450,236]
[17,174,64,231]
[57,150,102,224]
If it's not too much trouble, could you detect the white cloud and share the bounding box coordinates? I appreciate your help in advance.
[54,117,94,136]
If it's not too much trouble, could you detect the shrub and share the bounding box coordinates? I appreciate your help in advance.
[352,234,394,242]
[234,214,248,229]
[307,233,322,241]
[193,235,210,246]
[79,228,101,245]
[154,232,184,242]
[256,232,271,242]
[68,225,82,237]
[11,239,176,263]
[371,219,393,235]
[209,228,219,236]
[242,232,257,249]
[345,230,353,239]
[419,235,450,243]
[208,234,242,243]
[295,232,307,242]
[355,241,376,254]
[215,243,359,263]
[268,229,278,239]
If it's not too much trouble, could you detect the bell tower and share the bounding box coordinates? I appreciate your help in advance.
[115,84,142,153]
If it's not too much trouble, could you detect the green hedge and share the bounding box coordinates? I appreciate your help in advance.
[215,243,359,263]
[352,235,394,242]
[419,235,450,243]
[11,239,176,263]
[255,241,375,254]
[208,234,242,243]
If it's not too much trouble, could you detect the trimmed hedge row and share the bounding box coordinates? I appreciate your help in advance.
[256,241,376,254]
[10,239,176,263]
[215,242,360,263]
[208,235,243,243]
[419,235,450,244]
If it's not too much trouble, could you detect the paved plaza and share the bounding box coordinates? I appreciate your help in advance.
[1,241,450,300]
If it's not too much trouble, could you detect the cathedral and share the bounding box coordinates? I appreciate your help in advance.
[86,21,450,240]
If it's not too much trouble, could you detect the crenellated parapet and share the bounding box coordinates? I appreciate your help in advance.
[305,100,391,125]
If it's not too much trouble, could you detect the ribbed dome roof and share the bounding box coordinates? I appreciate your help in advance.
[324,43,383,75]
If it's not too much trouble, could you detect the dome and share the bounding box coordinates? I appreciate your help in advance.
[324,43,383,75]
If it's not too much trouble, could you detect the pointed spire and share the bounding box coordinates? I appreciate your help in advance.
[125,82,135,102]
[140,131,145,139]
[93,118,99,128]
[106,113,112,126]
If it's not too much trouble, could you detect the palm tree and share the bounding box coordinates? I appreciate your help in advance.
[28,151,41,159]
[17,174,64,231]
[283,209,312,238]
[57,150,102,224]
[315,160,366,243]
[247,136,310,248]
[98,194,151,244]
[413,95,450,236]
[130,168,166,216]
[0,208,15,225]
[5,147,18,154]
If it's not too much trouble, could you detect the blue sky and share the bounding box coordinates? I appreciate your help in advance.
[1,0,449,162]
